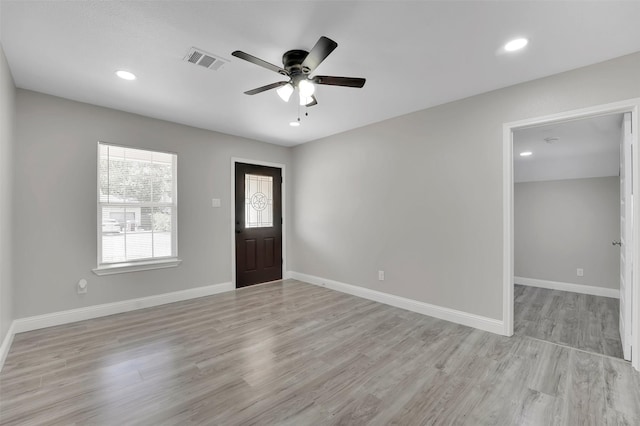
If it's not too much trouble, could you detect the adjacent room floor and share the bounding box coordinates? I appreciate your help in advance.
[514,284,624,359]
[1,280,639,425]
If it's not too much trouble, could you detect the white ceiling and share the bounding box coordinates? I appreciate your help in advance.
[514,114,623,183]
[1,1,640,147]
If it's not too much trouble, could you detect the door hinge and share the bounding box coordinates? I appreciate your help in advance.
[281,217,283,224]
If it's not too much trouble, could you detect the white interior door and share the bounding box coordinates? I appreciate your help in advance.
[620,111,633,361]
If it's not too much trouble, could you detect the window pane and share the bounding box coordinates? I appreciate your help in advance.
[245,174,273,228]
[151,161,173,203]
[101,145,174,204]
[99,144,109,203]
[152,207,172,257]
[102,145,124,202]
[101,207,126,263]
[122,206,151,261]
[124,225,153,261]
[101,207,174,263]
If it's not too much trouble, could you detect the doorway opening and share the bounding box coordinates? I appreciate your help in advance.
[502,99,640,371]
[231,158,286,288]
[513,113,625,359]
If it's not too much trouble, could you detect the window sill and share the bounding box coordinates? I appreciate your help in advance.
[92,258,182,276]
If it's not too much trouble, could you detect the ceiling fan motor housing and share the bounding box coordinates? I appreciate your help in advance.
[283,50,311,75]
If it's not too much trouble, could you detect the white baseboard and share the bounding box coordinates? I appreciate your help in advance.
[515,276,619,299]
[12,282,234,334]
[0,321,15,372]
[289,271,505,335]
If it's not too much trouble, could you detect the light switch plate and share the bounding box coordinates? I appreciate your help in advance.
[212,198,221,208]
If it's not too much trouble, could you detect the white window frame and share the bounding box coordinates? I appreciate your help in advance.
[93,142,181,275]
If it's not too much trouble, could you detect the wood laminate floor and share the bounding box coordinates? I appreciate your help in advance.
[1,280,639,425]
[514,284,624,359]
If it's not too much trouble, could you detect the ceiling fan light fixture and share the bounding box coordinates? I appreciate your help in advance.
[289,121,300,127]
[298,80,315,97]
[299,94,314,106]
[276,83,294,102]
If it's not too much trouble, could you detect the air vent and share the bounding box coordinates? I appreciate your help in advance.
[183,47,227,71]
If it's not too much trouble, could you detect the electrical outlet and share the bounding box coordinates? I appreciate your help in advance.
[378,270,385,281]
[577,268,584,277]
[77,278,88,294]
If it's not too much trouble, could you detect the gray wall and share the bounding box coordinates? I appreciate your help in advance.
[515,177,620,289]
[0,42,15,342]
[13,90,291,318]
[290,52,640,320]
[8,51,640,324]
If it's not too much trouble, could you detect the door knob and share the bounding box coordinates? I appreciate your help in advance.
[612,241,622,246]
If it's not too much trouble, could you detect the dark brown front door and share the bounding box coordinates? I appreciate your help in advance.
[235,163,282,288]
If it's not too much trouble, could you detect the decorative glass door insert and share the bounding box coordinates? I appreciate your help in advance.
[245,174,273,228]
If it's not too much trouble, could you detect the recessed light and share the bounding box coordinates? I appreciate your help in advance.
[289,121,300,127]
[504,38,528,52]
[115,70,136,80]
[520,151,533,157]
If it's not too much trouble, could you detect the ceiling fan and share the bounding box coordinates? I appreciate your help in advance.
[232,36,366,107]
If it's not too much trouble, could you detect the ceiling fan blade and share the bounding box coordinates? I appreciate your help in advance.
[244,81,288,95]
[312,76,366,88]
[232,51,288,75]
[301,36,338,72]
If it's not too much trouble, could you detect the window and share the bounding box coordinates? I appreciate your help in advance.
[94,142,179,274]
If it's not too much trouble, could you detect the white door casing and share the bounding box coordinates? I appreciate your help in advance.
[620,112,633,360]
[503,98,640,372]
[230,158,287,288]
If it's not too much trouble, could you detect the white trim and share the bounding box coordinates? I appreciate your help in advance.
[502,99,640,130]
[0,321,15,372]
[515,277,620,299]
[289,271,505,335]
[92,257,182,275]
[503,123,514,337]
[631,107,639,370]
[231,157,286,289]
[503,97,640,372]
[12,282,233,334]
